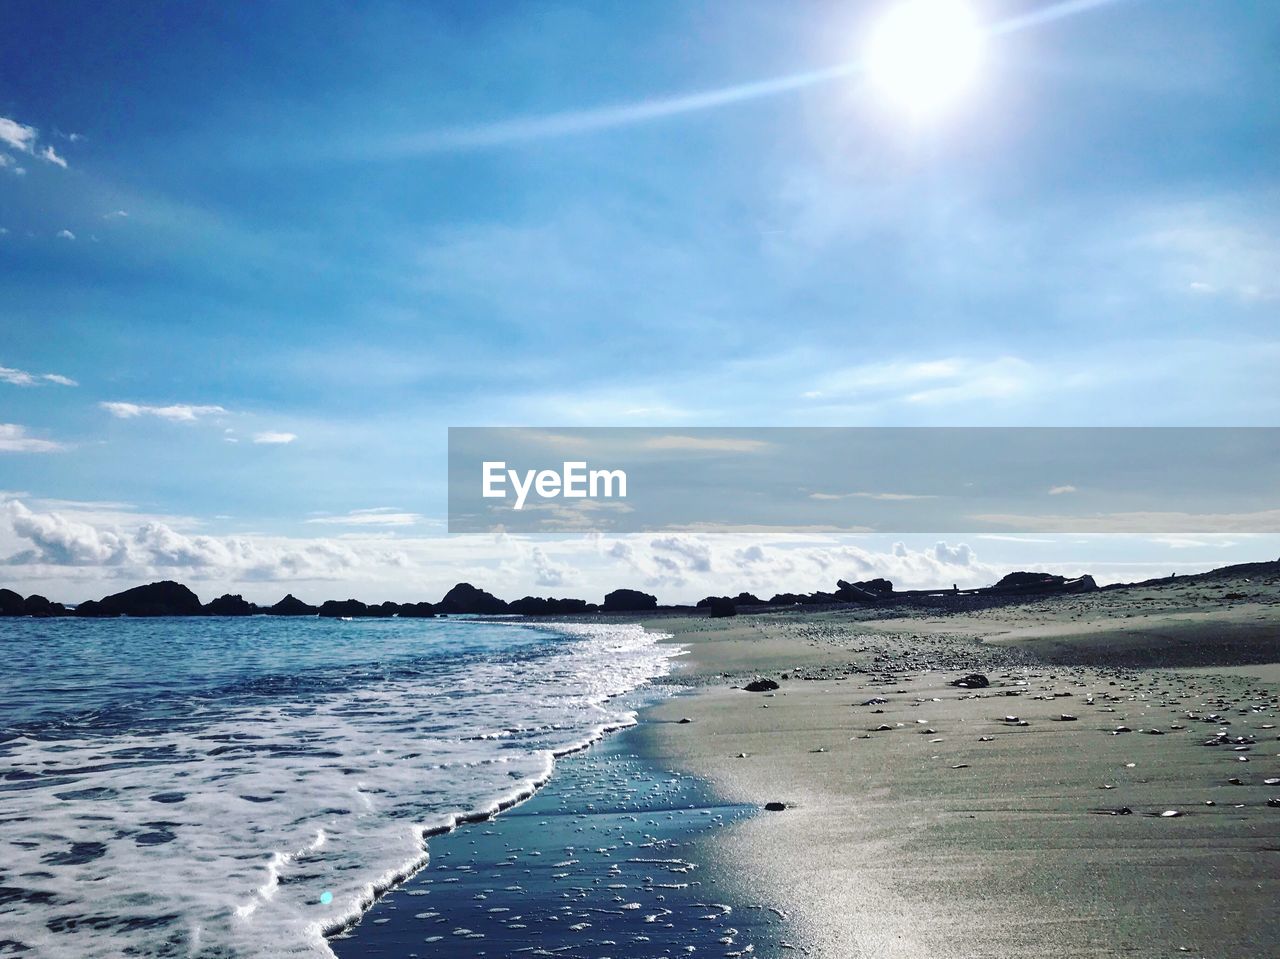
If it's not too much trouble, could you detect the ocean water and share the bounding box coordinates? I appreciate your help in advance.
[332,724,791,959]
[0,616,677,958]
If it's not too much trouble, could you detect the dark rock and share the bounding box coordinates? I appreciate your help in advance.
[22,594,66,617]
[508,596,595,616]
[437,582,509,615]
[987,572,1098,595]
[696,592,763,608]
[396,601,437,618]
[707,597,737,618]
[764,801,787,812]
[601,588,658,612]
[768,592,806,606]
[318,599,369,618]
[0,588,25,616]
[949,673,990,689]
[267,593,318,616]
[744,678,780,692]
[368,601,402,618]
[203,594,259,616]
[75,581,203,617]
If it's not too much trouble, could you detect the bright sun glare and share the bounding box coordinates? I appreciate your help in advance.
[866,0,984,119]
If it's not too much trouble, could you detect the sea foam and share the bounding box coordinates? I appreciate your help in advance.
[0,618,676,957]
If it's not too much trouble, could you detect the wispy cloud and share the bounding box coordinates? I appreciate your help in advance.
[0,115,71,169]
[801,356,1035,408]
[0,365,78,387]
[1048,484,1078,495]
[306,507,423,527]
[55,229,75,240]
[39,145,67,168]
[642,435,772,454]
[100,402,228,422]
[0,424,65,454]
[809,490,938,501]
[252,431,297,445]
[0,117,38,153]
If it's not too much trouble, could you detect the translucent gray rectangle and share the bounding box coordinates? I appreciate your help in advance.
[447,427,1280,534]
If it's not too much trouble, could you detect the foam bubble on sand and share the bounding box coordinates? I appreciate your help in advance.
[0,621,676,958]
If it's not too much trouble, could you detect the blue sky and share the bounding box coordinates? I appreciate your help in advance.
[2,0,1278,601]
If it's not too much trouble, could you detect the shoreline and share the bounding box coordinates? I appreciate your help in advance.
[331,697,796,958]
[638,570,1280,958]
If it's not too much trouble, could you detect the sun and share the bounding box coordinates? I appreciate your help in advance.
[865,0,984,119]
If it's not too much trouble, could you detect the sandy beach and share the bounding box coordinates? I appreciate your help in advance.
[639,568,1280,958]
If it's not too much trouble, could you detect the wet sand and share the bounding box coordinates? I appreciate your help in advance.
[639,572,1280,958]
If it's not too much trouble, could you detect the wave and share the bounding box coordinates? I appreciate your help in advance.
[0,619,676,957]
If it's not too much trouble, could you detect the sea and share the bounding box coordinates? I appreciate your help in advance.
[0,616,683,957]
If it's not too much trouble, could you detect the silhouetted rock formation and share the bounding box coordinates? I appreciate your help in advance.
[437,582,509,615]
[601,588,658,612]
[318,599,369,618]
[508,596,596,616]
[707,597,737,618]
[22,594,65,617]
[396,601,437,618]
[696,592,764,609]
[75,581,202,617]
[0,588,25,616]
[744,677,780,692]
[268,593,318,616]
[834,576,896,599]
[988,572,1098,595]
[204,594,259,616]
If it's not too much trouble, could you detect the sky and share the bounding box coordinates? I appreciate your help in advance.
[1,0,1278,603]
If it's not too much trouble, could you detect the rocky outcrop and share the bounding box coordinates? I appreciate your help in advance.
[204,594,259,616]
[696,592,763,609]
[268,593,318,616]
[601,588,657,612]
[988,572,1099,595]
[0,588,26,616]
[707,597,737,618]
[436,583,509,615]
[395,601,437,618]
[318,599,369,618]
[949,673,990,688]
[743,678,780,692]
[22,594,65,617]
[508,596,595,616]
[75,581,203,617]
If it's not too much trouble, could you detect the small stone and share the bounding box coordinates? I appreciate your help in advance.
[764,801,787,812]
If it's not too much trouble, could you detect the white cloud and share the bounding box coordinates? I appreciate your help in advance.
[809,490,937,501]
[802,356,1035,408]
[104,210,129,219]
[39,145,67,168]
[0,365,77,387]
[100,402,229,422]
[0,116,68,168]
[252,431,297,445]
[642,435,771,454]
[1139,203,1280,303]
[306,508,424,528]
[0,424,65,454]
[56,229,75,240]
[1048,484,1078,495]
[0,117,37,153]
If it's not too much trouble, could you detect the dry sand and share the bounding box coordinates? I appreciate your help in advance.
[637,571,1280,958]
